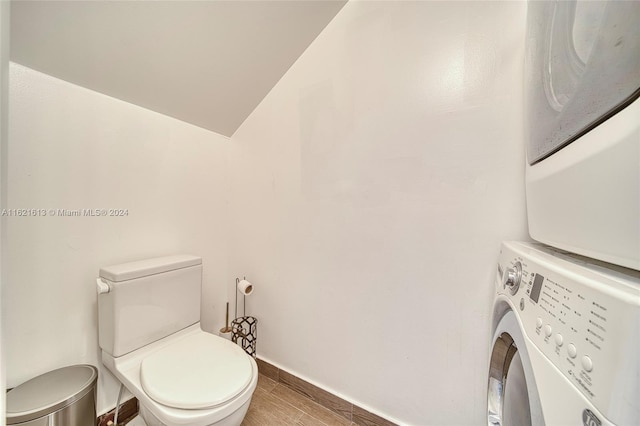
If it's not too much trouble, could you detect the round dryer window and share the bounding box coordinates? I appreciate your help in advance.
[487,311,544,426]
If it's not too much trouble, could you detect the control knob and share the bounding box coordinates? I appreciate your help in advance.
[502,261,522,295]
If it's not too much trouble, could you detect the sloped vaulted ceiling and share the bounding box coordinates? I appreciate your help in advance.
[10,1,346,136]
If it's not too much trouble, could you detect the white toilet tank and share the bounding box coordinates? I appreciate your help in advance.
[98,255,202,357]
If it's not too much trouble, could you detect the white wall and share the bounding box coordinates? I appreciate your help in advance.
[5,63,230,414]
[1,1,10,424]
[229,2,528,424]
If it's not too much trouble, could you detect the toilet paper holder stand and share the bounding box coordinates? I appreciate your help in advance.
[232,277,257,358]
[235,276,253,319]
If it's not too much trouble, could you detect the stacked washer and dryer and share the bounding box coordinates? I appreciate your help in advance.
[488,1,640,425]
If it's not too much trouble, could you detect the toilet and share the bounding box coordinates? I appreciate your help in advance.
[97,255,258,426]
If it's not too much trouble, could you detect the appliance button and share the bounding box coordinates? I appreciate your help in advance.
[555,333,563,346]
[567,343,577,358]
[581,356,593,372]
[544,325,552,337]
[536,318,543,328]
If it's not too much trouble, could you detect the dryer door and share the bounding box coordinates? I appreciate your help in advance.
[488,311,544,426]
[525,0,640,164]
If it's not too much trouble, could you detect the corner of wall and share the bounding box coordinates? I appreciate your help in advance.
[1,0,10,423]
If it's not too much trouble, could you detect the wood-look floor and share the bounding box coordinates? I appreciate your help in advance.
[242,374,356,426]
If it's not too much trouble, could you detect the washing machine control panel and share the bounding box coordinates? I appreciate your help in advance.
[497,242,640,421]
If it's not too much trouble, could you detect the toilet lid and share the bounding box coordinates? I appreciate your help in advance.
[140,331,253,409]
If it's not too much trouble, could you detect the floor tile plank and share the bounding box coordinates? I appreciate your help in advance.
[272,384,352,426]
[241,387,304,426]
[256,374,278,393]
[279,370,352,420]
[295,413,330,426]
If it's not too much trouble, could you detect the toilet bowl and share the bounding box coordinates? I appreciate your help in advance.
[97,255,257,426]
[102,324,258,426]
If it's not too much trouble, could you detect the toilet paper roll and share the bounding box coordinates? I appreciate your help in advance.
[237,279,254,296]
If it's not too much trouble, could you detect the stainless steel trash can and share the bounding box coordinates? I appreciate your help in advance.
[6,365,98,426]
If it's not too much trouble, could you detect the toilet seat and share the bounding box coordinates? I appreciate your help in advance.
[102,324,258,426]
[140,332,253,409]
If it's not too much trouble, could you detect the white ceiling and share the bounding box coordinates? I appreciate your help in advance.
[10,1,346,136]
